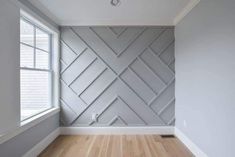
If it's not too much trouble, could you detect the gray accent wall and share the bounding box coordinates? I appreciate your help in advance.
[60,26,175,126]
[0,113,59,157]
[175,0,235,156]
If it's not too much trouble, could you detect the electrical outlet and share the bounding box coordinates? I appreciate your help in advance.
[92,113,98,122]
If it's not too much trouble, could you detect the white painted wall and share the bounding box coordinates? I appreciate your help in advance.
[175,0,235,156]
[0,0,20,135]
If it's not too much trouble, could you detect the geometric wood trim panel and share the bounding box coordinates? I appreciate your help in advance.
[60,26,175,126]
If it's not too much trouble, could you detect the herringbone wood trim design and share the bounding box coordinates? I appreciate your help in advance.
[60,26,175,126]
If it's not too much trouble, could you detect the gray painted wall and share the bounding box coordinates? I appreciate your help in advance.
[0,0,60,156]
[175,0,235,156]
[0,0,20,135]
[60,26,175,126]
[0,113,59,157]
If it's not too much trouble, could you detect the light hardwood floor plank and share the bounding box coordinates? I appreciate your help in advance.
[39,135,194,157]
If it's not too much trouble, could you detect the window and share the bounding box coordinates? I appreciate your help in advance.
[20,17,53,121]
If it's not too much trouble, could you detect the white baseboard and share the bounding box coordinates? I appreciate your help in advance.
[23,128,60,157]
[174,128,208,157]
[60,126,175,135]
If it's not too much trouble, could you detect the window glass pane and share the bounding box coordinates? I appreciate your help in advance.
[36,28,49,51]
[20,70,50,121]
[36,50,49,69]
[20,20,34,46]
[20,44,34,68]
[20,17,52,121]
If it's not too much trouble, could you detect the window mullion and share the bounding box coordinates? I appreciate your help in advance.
[49,34,53,107]
[33,25,36,68]
[20,42,49,53]
[20,67,52,72]
[49,34,52,70]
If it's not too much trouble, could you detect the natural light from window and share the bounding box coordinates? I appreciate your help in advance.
[20,17,52,121]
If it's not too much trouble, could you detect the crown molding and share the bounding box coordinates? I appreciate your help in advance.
[59,20,174,26]
[174,0,200,25]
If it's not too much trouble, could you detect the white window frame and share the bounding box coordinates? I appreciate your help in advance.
[20,16,54,121]
[19,9,60,123]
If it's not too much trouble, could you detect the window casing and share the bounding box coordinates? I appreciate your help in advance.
[20,17,53,121]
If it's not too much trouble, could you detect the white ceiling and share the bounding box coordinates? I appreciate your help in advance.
[27,0,197,26]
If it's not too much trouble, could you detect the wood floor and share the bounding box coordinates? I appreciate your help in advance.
[39,135,194,157]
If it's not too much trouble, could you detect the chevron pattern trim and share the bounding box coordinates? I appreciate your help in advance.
[60,26,175,127]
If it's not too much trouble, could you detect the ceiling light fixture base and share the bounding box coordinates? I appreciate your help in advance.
[110,0,121,7]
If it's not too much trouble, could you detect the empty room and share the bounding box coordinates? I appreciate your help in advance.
[0,0,234,156]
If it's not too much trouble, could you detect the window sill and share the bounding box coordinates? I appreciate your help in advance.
[0,107,60,145]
